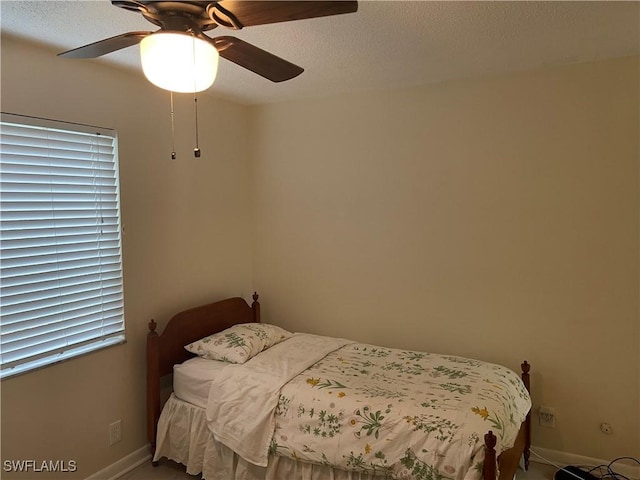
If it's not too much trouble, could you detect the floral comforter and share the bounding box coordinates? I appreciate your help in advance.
[207,333,531,480]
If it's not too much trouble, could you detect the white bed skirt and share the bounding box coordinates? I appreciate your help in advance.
[154,394,389,480]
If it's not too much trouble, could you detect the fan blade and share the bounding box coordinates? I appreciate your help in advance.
[210,36,303,82]
[111,0,147,13]
[214,1,357,27]
[58,32,152,59]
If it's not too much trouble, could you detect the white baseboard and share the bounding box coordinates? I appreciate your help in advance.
[84,445,151,480]
[530,445,639,480]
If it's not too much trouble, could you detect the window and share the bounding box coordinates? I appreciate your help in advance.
[0,113,125,379]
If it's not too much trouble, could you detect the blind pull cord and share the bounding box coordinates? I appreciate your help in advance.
[95,132,104,235]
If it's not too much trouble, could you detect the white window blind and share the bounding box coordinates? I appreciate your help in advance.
[0,113,125,379]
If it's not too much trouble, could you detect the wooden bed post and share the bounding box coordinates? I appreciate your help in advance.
[251,292,261,323]
[147,319,160,466]
[483,431,497,480]
[484,361,531,480]
[521,361,531,470]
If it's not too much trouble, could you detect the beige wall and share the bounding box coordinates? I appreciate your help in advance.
[0,36,253,478]
[1,34,638,477]
[250,57,639,461]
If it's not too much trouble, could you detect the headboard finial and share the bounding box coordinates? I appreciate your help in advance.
[251,292,261,323]
[148,319,157,333]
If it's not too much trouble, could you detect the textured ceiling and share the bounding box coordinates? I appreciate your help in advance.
[1,1,638,105]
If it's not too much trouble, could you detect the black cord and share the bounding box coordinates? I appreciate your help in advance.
[587,457,639,480]
[589,465,608,476]
[607,457,638,480]
[532,448,638,480]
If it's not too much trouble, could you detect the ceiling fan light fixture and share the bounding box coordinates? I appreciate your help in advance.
[140,32,219,93]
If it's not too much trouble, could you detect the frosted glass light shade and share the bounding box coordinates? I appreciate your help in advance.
[140,33,219,93]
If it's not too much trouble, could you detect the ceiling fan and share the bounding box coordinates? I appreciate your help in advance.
[58,1,358,90]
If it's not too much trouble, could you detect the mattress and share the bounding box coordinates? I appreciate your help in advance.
[173,356,226,409]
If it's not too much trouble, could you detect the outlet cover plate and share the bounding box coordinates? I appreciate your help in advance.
[109,420,122,445]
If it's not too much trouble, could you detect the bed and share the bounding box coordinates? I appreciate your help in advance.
[147,294,532,480]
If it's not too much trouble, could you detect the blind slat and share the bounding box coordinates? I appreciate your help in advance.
[2,306,124,339]
[1,245,122,265]
[1,256,121,281]
[0,155,115,171]
[2,300,124,333]
[2,226,121,242]
[4,272,123,296]
[2,218,119,231]
[2,281,123,311]
[0,334,125,375]
[2,312,124,356]
[1,263,122,287]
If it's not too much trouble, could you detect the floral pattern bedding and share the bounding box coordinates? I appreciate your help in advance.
[207,334,531,480]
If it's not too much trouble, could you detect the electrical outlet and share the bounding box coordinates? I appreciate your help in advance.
[109,420,122,445]
[538,406,556,428]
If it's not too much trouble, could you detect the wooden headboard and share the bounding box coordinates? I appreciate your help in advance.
[146,293,261,455]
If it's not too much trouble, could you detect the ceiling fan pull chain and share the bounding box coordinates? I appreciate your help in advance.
[191,34,202,158]
[194,93,201,158]
[170,91,177,160]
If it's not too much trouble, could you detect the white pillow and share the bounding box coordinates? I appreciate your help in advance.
[185,323,292,364]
